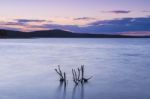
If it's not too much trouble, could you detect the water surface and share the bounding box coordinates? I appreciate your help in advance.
[0,38,150,99]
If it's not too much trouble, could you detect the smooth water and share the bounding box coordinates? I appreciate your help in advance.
[0,38,150,99]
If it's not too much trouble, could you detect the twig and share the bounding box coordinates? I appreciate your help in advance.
[77,68,80,81]
[72,65,92,84]
[55,65,67,83]
[72,69,78,85]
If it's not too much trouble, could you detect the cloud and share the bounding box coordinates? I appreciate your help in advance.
[0,20,49,32]
[74,17,96,21]
[87,17,150,33]
[0,22,25,26]
[142,10,150,13]
[121,31,150,36]
[15,19,50,23]
[32,17,150,34]
[1,17,150,35]
[102,10,131,14]
[0,19,53,31]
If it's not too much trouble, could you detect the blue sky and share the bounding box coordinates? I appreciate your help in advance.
[0,0,150,35]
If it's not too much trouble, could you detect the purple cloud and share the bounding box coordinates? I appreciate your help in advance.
[102,10,131,14]
[16,19,49,23]
[0,19,50,26]
[1,22,25,26]
[37,17,150,34]
[142,10,150,12]
[74,17,96,21]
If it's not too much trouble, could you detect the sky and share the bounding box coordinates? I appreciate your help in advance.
[0,0,150,35]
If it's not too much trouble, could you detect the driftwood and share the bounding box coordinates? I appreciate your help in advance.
[55,65,67,85]
[72,65,92,85]
[55,65,92,85]
[72,69,80,85]
[81,65,93,83]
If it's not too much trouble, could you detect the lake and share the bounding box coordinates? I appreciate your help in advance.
[0,38,150,99]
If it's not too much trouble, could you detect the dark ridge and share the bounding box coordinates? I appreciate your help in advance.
[0,29,150,38]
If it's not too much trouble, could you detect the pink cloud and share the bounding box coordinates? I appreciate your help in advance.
[121,31,150,36]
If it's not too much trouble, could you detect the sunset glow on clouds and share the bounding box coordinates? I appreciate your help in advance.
[0,0,150,35]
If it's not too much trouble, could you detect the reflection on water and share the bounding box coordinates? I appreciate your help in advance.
[55,82,67,99]
[72,84,85,99]
[72,85,77,99]
[55,82,86,99]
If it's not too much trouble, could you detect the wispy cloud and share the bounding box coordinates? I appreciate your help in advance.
[0,19,50,32]
[15,19,51,23]
[141,10,150,13]
[121,31,150,36]
[73,17,96,21]
[0,22,25,26]
[102,10,131,14]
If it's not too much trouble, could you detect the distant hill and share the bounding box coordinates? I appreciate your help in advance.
[0,29,150,38]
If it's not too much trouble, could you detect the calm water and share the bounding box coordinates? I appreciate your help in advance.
[0,38,150,99]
